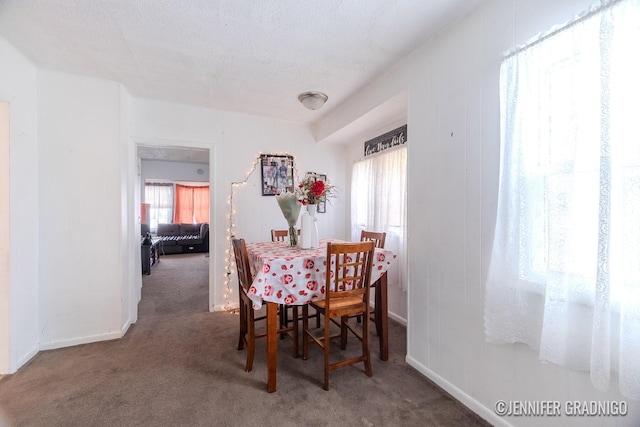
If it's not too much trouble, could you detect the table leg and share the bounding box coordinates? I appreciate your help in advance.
[267,301,277,392]
[376,273,389,361]
[373,282,382,337]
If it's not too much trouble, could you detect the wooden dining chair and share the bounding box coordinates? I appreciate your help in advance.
[270,228,299,242]
[360,230,386,250]
[354,230,386,321]
[270,229,320,330]
[302,241,375,390]
[356,230,391,357]
[232,238,298,372]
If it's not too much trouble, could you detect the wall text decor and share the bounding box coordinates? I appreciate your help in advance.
[364,124,407,156]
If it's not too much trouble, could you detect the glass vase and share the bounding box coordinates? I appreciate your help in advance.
[288,225,298,246]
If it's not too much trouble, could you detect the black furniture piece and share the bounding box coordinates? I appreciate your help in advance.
[141,237,162,275]
[156,223,209,254]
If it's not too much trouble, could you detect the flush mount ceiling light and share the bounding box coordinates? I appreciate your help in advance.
[298,91,328,110]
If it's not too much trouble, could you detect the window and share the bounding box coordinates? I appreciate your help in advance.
[174,184,210,224]
[351,146,407,290]
[144,183,174,232]
[485,0,640,399]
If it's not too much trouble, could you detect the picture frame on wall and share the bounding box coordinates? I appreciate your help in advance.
[317,199,327,213]
[261,154,294,196]
[306,172,328,213]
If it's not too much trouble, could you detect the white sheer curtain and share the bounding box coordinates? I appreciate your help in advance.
[144,183,174,232]
[485,0,640,399]
[351,146,407,290]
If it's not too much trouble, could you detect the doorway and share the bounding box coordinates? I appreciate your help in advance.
[135,143,212,318]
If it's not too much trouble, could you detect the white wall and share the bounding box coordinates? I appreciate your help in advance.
[129,98,350,311]
[119,86,137,336]
[317,0,640,425]
[0,36,39,374]
[0,100,9,373]
[1,59,351,369]
[141,160,210,185]
[37,70,126,349]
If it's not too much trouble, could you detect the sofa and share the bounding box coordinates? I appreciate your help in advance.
[156,223,209,255]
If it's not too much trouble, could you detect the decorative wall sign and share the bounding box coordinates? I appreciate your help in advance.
[364,124,407,157]
[261,154,294,195]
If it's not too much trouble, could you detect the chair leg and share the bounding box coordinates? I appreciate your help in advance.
[340,315,348,350]
[362,308,372,377]
[279,304,286,339]
[373,283,382,337]
[294,306,319,329]
[237,299,246,350]
[302,305,309,360]
[291,306,299,358]
[245,307,256,372]
[323,313,331,391]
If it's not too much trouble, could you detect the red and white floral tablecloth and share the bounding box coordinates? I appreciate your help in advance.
[245,239,396,309]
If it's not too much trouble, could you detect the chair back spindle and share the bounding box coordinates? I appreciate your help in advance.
[271,229,300,242]
[360,230,386,249]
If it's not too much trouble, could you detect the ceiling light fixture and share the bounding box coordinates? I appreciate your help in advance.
[298,91,328,110]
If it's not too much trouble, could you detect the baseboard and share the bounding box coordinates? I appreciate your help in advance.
[405,355,511,427]
[11,322,132,374]
[121,318,133,336]
[40,330,123,351]
[388,311,407,326]
[13,345,39,374]
[212,302,239,312]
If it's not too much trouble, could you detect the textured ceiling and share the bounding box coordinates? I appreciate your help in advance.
[0,0,484,125]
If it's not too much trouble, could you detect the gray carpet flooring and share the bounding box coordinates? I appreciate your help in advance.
[0,253,489,426]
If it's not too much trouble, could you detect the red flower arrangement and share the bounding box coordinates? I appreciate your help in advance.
[297,175,336,205]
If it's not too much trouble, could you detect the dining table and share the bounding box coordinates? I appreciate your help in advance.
[245,238,396,392]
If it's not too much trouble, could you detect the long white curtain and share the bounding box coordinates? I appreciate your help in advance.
[144,183,174,231]
[351,147,407,290]
[485,0,640,399]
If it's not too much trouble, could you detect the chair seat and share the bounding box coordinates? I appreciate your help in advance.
[310,298,366,317]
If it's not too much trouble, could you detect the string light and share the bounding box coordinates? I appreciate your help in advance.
[222,151,299,312]
[223,154,261,311]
